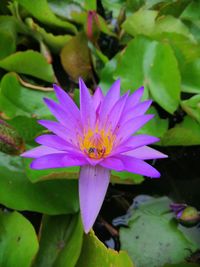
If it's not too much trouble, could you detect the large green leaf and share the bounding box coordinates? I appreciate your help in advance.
[115,36,181,114]
[0,73,55,119]
[120,197,199,267]
[0,211,38,267]
[161,116,200,146]
[0,30,16,60]
[16,0,77,33]
[0,51,55,82]
[0,151,79,214]
[76,231,134,267]
[33,213,83,267]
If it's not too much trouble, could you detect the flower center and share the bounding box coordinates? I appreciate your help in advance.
[79,129,115,159]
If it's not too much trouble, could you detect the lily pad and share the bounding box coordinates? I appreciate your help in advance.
[0,211,38,267]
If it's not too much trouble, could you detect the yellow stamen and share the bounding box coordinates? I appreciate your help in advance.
[79,128,115,159]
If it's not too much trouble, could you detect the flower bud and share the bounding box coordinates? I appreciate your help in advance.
[86,11,100,43]
[0,119,25,155]
[179,206,200,226]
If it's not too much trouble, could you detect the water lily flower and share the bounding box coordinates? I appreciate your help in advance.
[21,79,167,233]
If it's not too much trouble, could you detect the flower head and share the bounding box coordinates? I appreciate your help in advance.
[21,79,167,233]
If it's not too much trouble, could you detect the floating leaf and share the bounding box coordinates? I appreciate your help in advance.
[76,231,134,267]
[115,36,181,114]
[120,197,199,267]
[0,72,56,119]
[33,213,83,267]
[0,152,79,214]
[16,0,77,33]
[181,95,200,123]
[0,51,55,82]
[0,211,38,267]
[161,116,200,146]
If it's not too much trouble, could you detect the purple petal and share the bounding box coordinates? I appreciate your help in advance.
[35,134,77,151]
[120,100,152,124]
[43,98,82,132]
[31,153,87,169]
[79,78,96,130]
[124,146,168,159]
[115,114,154,144]
[93,87,104,111]
[38,120,79,144]
[53,84,80,113]
[112,134,160,155]
[105,92,129,131]
[100,157,124,171]
[99,79,121,127]
[117,155,160,178]
[79,165,110,233]
[123,86,144,112]
[21,145,62,158]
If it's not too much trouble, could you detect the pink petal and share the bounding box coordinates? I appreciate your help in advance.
[31,153,87,169]
[79,78,96,130]
[100,157,124,171]
[117,155,160,178]
[21,146,62,158]
[123,86,144,112]
[53,84,80,122]
[79,165,110,233]
[115,114,154,145]
[99,79,121,128]
[124,146,168,160]
[93,87,104,111]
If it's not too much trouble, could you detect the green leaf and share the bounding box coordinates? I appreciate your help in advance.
[181,58,200,93]
[0,30,16,59]
[25,18,72,53]
[76,231,134,267]
[137,106,169,138]
[120,197,199,267]
[0,211,38,267]
[111,171,144,185]
[33,213,83,267]
[84,0,96,11]
[115,36,181,114]
[16,0,77,33]
[0,51,55,82]
[161,116,200,146]
[0,152,79,214]
[181,95,200,123]
[0,72,56,119]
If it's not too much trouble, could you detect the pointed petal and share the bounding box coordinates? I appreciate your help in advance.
[124,146,168,160]
[115,114,154,144]
[99,79,121,127]
[93,87,104,111]
[112,134,160,155]
[38,120,79,144]
[43,98,81,132]
[79,165,110,233]
[105,92,129,131]
[21,146,62,158]
[31,153,87,169]
[79,78,95,129]
[100,157,124,171]
[53,84,81,121]
[120,100,152,124]
[124,86,144,112]
[35,134,77,151]
[117,155,160,178]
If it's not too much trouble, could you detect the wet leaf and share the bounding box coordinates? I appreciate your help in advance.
[0,151,79,214]
[0,72,56,119]
[33,213,83,267]
[16,0,77,33]
[115,36,181,114]
[76,230,134,267]
[161,116,200,146]
[120,197,199,267]
[60,32,92,81]
[0,211,38,267]
[0,51,55,82]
